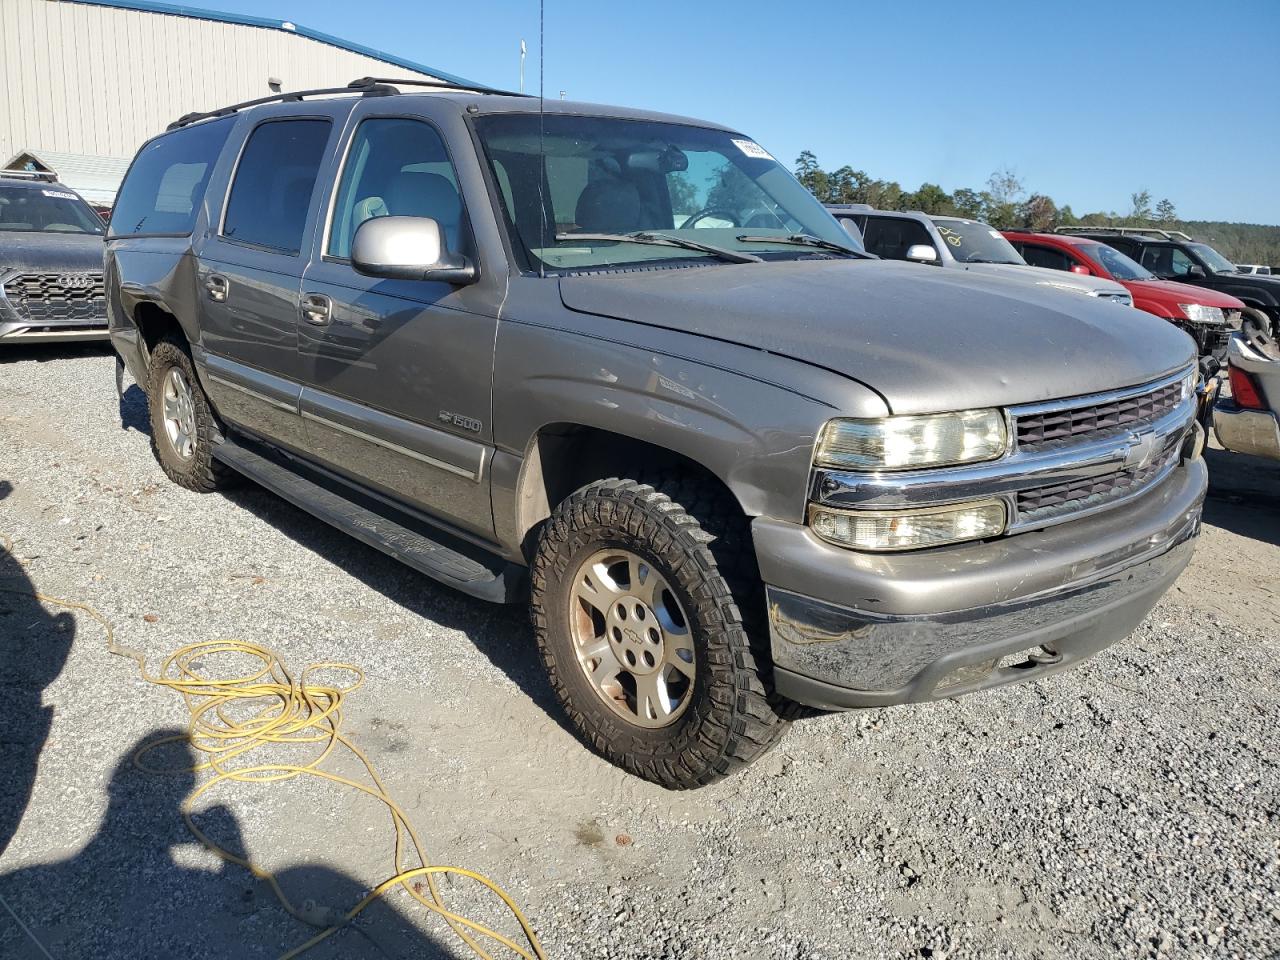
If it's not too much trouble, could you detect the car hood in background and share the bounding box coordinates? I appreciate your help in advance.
[955,261,1131,298]
[0,231,107,274]
[559,259,1196,416]
[1127,278,1245,310]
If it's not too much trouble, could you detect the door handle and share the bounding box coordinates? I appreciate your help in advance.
[205,274,229,302]
[301,293,332,326]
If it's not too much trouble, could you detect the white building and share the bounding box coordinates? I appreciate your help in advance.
[0,0,478,206]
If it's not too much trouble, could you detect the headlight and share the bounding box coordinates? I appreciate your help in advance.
[815,410,1008,471]
[809,499,1007,552]
[1178,303,1225,325]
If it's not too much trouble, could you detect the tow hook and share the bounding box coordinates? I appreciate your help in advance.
[1029,645,1062,667]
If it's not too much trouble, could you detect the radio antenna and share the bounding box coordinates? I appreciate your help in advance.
[537,0,546,279]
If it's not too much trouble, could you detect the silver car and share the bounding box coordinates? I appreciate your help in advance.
[1214,321,1280,461]
[827,205,1136,306]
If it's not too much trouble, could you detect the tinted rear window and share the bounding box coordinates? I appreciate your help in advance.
[109,117,234,237]
[221,119,331,255]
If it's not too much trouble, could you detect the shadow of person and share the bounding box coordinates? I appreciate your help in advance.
[0,732,456,958]
[0,481,75,858]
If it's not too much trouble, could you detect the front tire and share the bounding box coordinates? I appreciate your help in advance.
[146,337,232,492]
[530,479,787,789]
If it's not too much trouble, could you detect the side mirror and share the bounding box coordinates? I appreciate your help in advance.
[1070,264,1092,275]
[1186,264,1206,279]
[351,216,476,285]
[905,244,939,263]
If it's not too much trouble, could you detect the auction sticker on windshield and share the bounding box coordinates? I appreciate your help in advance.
[731,139,773,160]
[42,190,78,200]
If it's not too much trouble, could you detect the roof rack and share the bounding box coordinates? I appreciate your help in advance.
[167,82,401,130]
[347,76,528,98]
[1055,225,1193,242]
[167,75,524,131]
[0,169,58,183]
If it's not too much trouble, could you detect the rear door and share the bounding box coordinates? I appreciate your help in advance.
[295,103,500,538]
[862,215,935,262]
[1017,242,1078,273]
[195,109,341,448]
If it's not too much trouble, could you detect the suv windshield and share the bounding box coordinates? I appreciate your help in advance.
[474,114,850,272]
[930,217,1023,265]
[1081,242,1153,281]
[1187,242,1237,275]
[0,184,104,235]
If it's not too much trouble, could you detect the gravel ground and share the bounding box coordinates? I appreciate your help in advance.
[0,343,1277,960]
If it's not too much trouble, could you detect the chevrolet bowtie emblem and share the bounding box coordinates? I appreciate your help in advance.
[1121,432,1159,472]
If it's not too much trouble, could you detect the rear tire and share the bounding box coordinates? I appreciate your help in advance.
[530,479,788,789]
[147,337,233,492]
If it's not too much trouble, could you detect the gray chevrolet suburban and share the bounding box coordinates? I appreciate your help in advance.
[106,78,1207,788]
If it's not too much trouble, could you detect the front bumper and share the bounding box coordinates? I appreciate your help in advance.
[1213,403,1280,461]
[0,318,109,344]
[755,457,1207,709]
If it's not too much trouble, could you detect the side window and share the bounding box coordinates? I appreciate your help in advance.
[1140,244,1195,278]
[862,217,933,260]
[109,117,235,236]
[328,117,463,259]
[222,119,331,255]
[1021,244,1074,272]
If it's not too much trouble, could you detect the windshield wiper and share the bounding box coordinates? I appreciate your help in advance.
[736,233,868,258]
[554,231,762,264]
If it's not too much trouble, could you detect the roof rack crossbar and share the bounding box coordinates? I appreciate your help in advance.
[1054,225,1193,242]
[166,83,399,131]
[347,76,529,98]
[0,169,59,182]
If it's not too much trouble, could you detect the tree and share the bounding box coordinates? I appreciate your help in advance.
[904,182,954,215]
[1018,193,1058,231]
[983,168,1024,229]
[794,151,831,202]
[1129,189,1153,223]
[706,164,759,215]
[1155,198,1178,224]
[667,173,699,217]
[951,188,987,220]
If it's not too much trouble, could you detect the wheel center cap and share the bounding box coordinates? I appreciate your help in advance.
[607,597,663,675]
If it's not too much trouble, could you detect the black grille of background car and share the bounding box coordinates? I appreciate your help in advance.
[1016,433,1182,523]
[1015,380,1183,451]
[2,273,106,323]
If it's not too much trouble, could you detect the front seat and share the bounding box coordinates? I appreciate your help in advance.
[385,171,463,250]
[574,176,644,234]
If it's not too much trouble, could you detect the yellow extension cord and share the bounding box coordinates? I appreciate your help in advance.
[0,538,547,960]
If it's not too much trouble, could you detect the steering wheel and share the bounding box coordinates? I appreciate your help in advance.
[679,208,741,229]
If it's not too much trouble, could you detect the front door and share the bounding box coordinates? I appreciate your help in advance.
[196,115,335,449]
[297,112,498,538]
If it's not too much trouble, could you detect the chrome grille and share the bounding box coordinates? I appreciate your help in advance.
[1015,380,1182,452]
[1016,434,1181,524]
[3,272,106,324]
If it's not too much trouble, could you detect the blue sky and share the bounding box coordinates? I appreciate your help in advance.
[201,0,1278,223]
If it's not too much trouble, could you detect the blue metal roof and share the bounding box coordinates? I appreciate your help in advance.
[70,0,484,88]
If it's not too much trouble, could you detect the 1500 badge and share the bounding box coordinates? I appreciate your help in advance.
[438,410,482,433]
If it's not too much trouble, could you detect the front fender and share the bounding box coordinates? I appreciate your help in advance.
[491,316,886,530]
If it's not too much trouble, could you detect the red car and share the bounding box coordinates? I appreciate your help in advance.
[1004,230,1245,361]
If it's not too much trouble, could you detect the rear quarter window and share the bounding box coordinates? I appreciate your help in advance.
[109,117,235,237]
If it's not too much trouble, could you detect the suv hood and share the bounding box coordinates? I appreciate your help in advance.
[1,231,107,273]
[559,259,1195,415]
[955,261,1130,298]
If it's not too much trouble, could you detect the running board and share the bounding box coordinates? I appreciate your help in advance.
[213,436,524,603]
